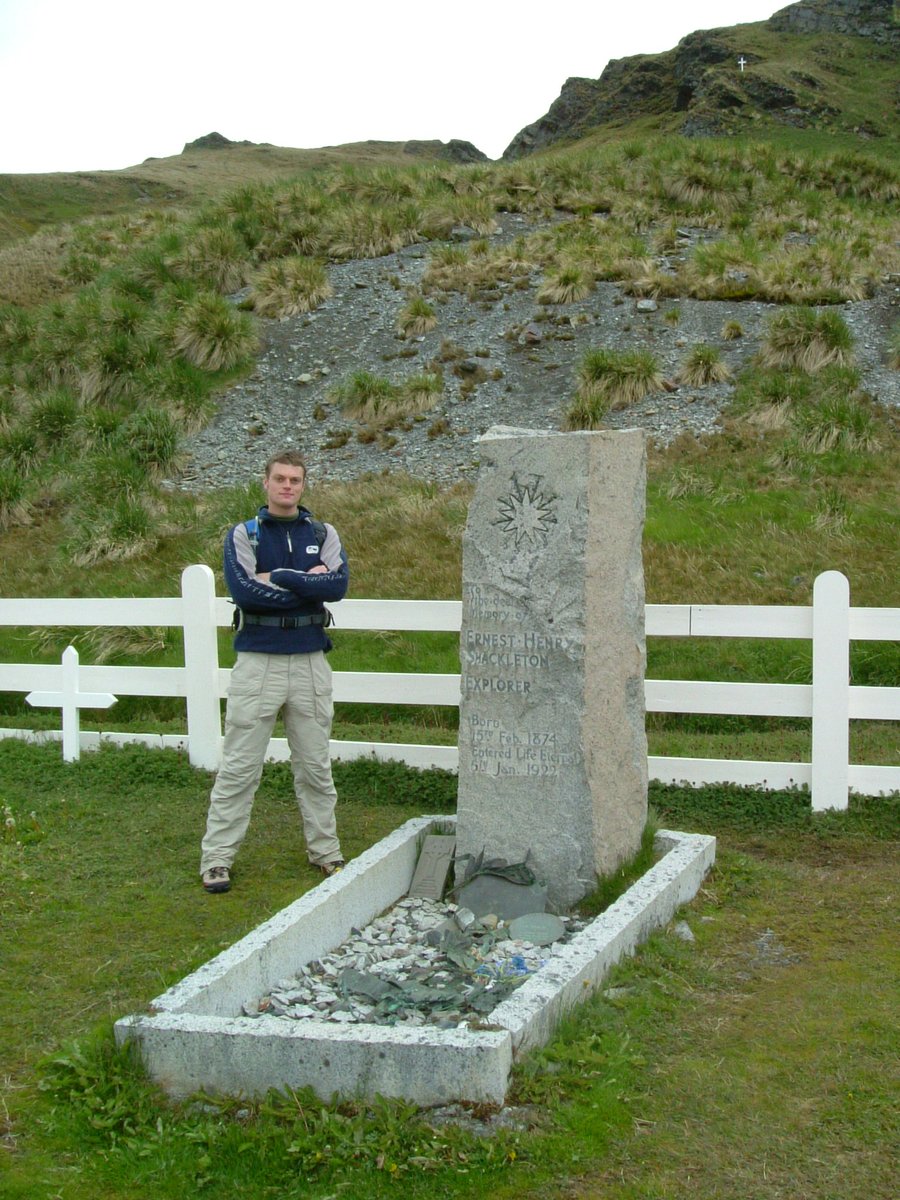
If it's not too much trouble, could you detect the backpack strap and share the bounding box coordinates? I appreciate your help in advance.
[243,516,326,554]
[308,519,327,549]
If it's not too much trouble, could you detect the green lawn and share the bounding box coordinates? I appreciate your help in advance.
[1,743,896,1199]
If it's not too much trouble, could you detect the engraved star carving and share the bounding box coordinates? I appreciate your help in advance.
[494,476,557,548]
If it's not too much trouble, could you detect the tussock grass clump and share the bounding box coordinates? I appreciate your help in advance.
[422,242,532,296]
[396,294,437,337]
[758,307,855,372]
[402,371,443,407]
[566,348,663,429]
[77,329,157,405]
[168,292,258,371]
[0,388,14,433]
[661,163,743,216]
[722,319,744,340]
[327,202,423,260]
[64,496,155,565]
[139,359,215,433]
[0,230,69,307]
[731,367,813,417]
[75,407,128,453]
[329,368,443,430]
[329,370,398,419]
[536,264,593,305]
[0,464,29,529]
[27,387,80,445]
[117,409,180,477]
[447,195,501,237]
[662,468,740,505]
[732,362,881,462]
[250,256,332,318]
[0,426,40,475]
[70,449,157,505]
[256,210,325,262]
[620,257,680,299]
[0,302,35,354]
[757,241,873,304]
[29,623,173,664]
[565,390,611,431]
[677,344,732,387]
[812,485,851,534]
[683,236,762,300]
[793,392,881,455]
[580,347,663,407]
[174,225,250,294]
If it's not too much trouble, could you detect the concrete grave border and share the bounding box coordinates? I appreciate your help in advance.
[116,817,714,1106]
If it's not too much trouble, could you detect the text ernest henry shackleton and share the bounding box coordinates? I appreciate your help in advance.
[461,581,583,778]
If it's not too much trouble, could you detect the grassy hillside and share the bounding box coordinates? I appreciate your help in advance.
[0,139,458,249]
[0,98,897,767]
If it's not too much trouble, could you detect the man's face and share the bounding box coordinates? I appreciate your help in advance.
[262,461,306,516]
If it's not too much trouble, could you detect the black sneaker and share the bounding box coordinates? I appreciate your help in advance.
[202,865,231,893]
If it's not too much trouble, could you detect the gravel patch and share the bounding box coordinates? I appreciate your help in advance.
[175,218,899,491]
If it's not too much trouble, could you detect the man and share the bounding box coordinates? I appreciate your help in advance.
[200,449,348,893]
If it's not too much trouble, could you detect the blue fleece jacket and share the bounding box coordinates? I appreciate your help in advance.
[225,505,349,655]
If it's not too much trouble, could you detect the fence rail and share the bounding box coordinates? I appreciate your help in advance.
[1,566,898,811]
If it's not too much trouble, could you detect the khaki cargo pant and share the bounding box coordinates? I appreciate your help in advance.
[200,650,342,873]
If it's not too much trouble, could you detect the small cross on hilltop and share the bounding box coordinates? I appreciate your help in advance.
[738,56,748,71]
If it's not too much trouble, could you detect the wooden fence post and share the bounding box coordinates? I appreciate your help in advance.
[811,570,850,811]
[181,565,222,770]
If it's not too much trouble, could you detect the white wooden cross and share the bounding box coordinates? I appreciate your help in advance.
[26,645,117,762]
[738,56,747,71]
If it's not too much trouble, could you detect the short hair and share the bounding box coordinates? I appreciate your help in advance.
[264,449,307,478]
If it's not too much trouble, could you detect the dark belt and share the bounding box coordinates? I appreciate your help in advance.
[238,612,329,629]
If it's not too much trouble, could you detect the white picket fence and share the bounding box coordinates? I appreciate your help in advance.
[0,566,897,811]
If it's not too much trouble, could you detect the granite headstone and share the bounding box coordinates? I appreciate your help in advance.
[455,427,648,911]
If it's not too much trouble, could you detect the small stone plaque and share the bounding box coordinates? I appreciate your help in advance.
[408,835,457,899]
[456,874,548,921]
[507,912,566,946]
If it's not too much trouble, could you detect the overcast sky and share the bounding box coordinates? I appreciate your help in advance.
[1,0,784,174]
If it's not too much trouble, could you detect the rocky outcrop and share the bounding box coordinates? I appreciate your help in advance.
[181,133,487,164]
[183,132,260,152]
[768,0,899,45]
[402,139,489,164]
[504,59,676,159]
[502,0,896,158]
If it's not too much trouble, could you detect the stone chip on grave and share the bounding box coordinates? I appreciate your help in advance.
[507,912,567,947]
[338,968,398,1003]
